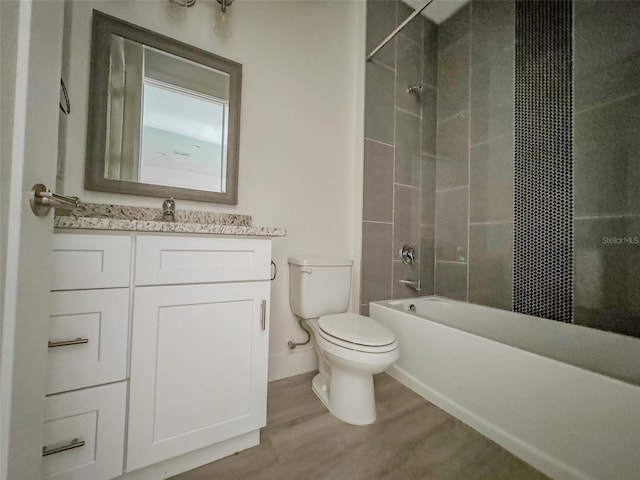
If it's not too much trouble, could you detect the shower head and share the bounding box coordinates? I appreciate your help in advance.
[407,84,424,95]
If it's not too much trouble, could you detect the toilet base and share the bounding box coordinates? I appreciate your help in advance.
[326,361,377,426]
[311,368,377,426]
[311,373,330,409]
[305,318,396,426]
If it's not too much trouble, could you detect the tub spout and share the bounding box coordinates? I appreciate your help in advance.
[399,279,422,292]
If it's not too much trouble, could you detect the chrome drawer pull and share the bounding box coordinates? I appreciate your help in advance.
[48,337,89,348]
[42,438,85,457]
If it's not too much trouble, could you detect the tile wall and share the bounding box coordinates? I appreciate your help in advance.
[573,0,640,337]
[434,4,470,301]
[362,0,640,339]
[434,1,515,309]
[361,0,438,315]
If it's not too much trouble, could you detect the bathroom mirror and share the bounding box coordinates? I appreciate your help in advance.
[85,11,241,204]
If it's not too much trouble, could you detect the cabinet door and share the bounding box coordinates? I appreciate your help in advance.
[127,281,270,472]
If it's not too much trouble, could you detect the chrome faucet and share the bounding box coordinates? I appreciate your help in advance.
[399,244,421,291]
[399,279,422,292]
[162,198,176,222]
[400,244,416,266]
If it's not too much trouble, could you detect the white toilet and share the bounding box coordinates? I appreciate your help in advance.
[288,257,399,425]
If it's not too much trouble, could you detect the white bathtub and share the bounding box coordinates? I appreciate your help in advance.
[371,296,640,480]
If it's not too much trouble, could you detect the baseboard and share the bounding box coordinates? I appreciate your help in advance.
[386,365,594,480]
[268,347,317,382]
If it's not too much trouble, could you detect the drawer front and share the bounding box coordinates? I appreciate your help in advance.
[47,289,129,395]
[135,236,272,286]
[43,382,126,480]
[52,234,131,290]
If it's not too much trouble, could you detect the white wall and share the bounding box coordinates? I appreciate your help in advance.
[61,0,365,380]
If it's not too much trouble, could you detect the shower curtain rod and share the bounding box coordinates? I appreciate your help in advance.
[367,0,435,61]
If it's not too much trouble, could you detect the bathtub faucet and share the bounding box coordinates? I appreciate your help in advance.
[399,279,422,292]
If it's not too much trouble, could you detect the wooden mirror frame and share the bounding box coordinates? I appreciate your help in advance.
[85,10,242,204]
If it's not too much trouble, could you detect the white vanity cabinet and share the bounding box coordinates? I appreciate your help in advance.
[47,232,273,480]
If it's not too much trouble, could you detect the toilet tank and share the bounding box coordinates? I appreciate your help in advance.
[288,257,353,319]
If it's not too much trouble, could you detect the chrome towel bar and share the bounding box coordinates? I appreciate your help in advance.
[30,183,80,217]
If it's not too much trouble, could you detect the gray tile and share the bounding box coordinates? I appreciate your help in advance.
[436,186,468,262]
[438,3,470,55]
[471,0,515,66]
[393,260,422,299]
[423,17,438,88]
[469,134,514,224]
[435,261,468,301]
[470,47,514,145]
[469,223,513,310]
[574,94,640,216]
[361,221,393,304]
[574,0,640,111]
[421,87,437,156]
[360,304,370,317]
[420,225,435,295]
[397,0,423,46]
[436,112,469,190]
[420,155,436,225]
[396,36,423,116]
[366,0,397,69]
[365,61,395,144]
[363,140,394,222]
[395,109,421,186]
[393,184,420,254]
[574,216,640,338]
[438,36,470,122]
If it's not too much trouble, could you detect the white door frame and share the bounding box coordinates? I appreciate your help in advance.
[1,1,65,479]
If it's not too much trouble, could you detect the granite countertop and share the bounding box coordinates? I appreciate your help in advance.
[54,203,286,237]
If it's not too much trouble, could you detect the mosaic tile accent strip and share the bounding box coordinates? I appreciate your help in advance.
[514,0,573,322]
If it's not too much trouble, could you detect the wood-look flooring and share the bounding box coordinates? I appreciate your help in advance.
[171,372,549,480]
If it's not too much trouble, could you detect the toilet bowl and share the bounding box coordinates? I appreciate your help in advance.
[307,313,399,425]
[288,256,399,426]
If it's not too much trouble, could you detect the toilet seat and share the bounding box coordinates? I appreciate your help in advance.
[318,313,397,353]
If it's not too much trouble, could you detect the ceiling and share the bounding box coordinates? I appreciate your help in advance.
[403,0,470,25]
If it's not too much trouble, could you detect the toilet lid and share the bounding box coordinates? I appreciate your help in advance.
[318,313,395,347]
